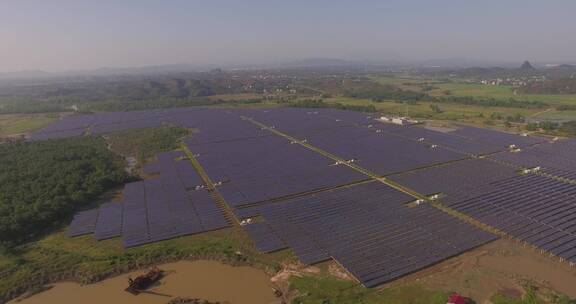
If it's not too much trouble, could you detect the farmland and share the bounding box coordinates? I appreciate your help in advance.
[374,76,576,105]
[0,113,60,137]
[429,81,576,105]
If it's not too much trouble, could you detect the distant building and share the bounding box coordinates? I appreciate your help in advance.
[378,116,419,126]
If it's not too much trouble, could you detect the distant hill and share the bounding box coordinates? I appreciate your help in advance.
[520,60,535,70]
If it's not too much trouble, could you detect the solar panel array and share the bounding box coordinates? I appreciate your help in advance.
[187,133,365,207]
[243,182,497,287]
[491,139,576,178]
[68,151,229,247]
[67,209,99,237]
[445,174,576,263]
[94,202,123,240]
[286,125,466,175]
[390,159,518,204]
[247,108,357,135]
[31,106,544,160]
[378,123,545,155]
[243,222,288,253]
[56,107,576,285]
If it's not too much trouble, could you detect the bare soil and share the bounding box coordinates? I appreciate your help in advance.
[378,239,576,303]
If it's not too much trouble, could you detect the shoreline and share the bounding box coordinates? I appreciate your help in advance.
[9,259,278,304]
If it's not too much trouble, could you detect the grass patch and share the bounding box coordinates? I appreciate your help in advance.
[0,113,60,136]
[430,82,576,105]
[373,76,442,92]
[373,76,576,106]
[489,284,576,304]
[290,275,448,304]
[105,126,190,164]
[531,110,576,123]
[324,96,537,127]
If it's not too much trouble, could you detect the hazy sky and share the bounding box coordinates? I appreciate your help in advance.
[1,0,575,72]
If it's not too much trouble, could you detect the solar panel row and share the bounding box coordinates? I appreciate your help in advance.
[390,159,518,204]
[243,222,287,253]
[447,174,576,263]
[283,125,466,176]
[491,139,576,179]
[189,133,365,207]
[245,182,497,287]
[67,209,99,237]
[69,152,229,248]
[94,202,122,240]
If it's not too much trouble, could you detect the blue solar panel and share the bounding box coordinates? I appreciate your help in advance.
[446,173,576,263]
[94,202,123,240]
[190,133,365,207]
[243,222,287,253]
[69,153,229,248]
[68,209,99,237]
[247,182,497,286]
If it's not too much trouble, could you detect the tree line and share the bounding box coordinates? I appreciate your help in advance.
[344,85,549,109]
[289,99,377,112]
[526,120,576,135]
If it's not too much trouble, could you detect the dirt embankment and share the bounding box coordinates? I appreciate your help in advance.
[381,239,576,303]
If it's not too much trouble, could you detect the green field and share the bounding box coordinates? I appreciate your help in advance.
[528,109,576,123]
[430,82,576,105]
[373,76,441,91]
[324,96,536,129]
[290,275,449,304]
[373,76,576,106]
[0,113,59,136]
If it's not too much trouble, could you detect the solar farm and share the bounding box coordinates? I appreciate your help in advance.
[43,107,576,287]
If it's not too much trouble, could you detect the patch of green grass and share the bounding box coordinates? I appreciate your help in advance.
[373,77,576,106]
[430,82,576,105]
[531,110,576,122]
[105,126,190,164]
[0,113,59,136]
[491,293,526,304]
[489,284,576,304]
[324,96,537,126]
[372,76,441,92]
[290,275,448,304]
[207,93,262,101]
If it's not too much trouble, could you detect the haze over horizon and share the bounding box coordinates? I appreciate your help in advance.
[1,0,576,73]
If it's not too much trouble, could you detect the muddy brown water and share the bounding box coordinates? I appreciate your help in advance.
[10,260,277,304]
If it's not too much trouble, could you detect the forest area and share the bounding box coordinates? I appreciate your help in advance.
[0,137,129,249]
